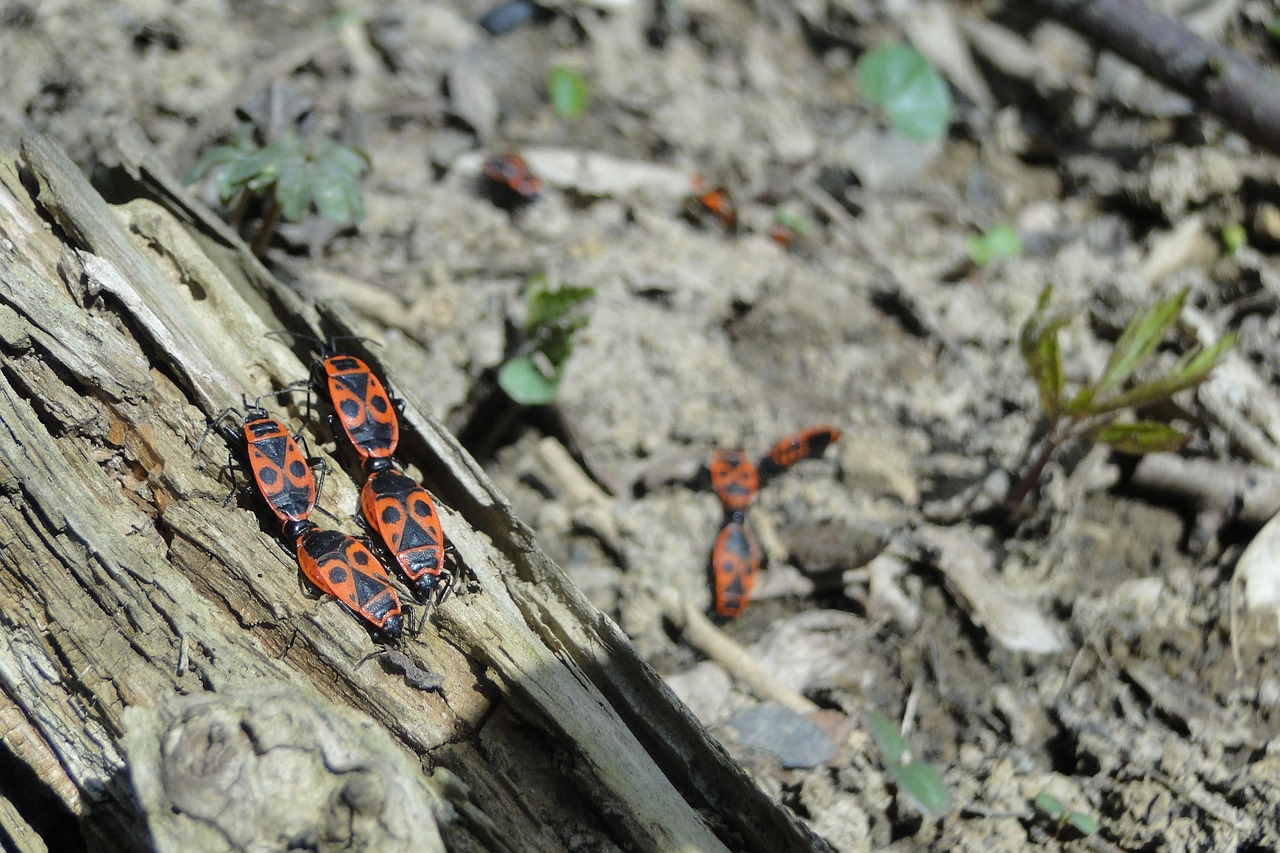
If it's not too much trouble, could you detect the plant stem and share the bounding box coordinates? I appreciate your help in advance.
[1004,413,1087,514]
[251,197,282,258]
[1005,431,1061,514]
[229,190,250,229]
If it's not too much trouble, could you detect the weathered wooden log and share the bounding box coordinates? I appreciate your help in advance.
[0,131,829,852]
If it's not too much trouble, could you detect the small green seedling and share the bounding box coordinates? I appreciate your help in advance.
[855,44,952,141]
[1033,792,1098,838]
[498,275,595,405]
[774,206,813,235]
[1008,284,1235,512]
[867,711,951,820]
[1221,223,1247,255]
[547,66,589,121]
[968,224,1022,267]
[185,123,369,256]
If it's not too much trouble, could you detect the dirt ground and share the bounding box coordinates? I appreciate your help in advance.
[7,0,1280,849]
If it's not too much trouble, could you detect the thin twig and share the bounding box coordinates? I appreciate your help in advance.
[657,588,820,715]
[1033,0,1280,154]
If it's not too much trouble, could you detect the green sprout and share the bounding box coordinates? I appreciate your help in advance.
[867,711,951,820]
[1008,285,1235,513]
[185,123,369,257]
[1033,792,1098,838]
[968,224,1022,267]
[547,66,589,121]
[775,206,813,235]
[1221,223,1247,255]
[855,44,952,141]
[498,275,595,405]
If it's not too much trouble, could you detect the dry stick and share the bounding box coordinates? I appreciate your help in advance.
[1032,0,1280,154]
[1125,453,1280,526]
[657,589,820,715]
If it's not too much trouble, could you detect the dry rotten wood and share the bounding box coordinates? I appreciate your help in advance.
[121,685,448,852]
[0,132,830,851]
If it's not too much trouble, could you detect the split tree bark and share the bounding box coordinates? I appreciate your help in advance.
[0,130,829,852]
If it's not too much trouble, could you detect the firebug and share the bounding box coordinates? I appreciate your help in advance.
[686,177,737,231]
[758,424,842,483]
[321,353,399,463]
[483,152,543,203]
[295,524,405,643]
[710,513,763,618]
[360,461,451,604]
[708,449,759,513]
[202,401,322,532]
[264,331,401,464]
[702,423,840,618]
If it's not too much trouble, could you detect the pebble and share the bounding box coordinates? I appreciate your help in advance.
[725,701,836,769]
[479,0,536,36]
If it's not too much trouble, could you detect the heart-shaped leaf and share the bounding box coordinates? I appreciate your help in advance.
[856,44,952,141]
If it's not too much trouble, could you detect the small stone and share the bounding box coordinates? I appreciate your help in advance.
[725,702,836,769]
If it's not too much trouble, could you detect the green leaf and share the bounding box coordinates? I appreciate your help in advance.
[866,711,910,766]
[1172,332,1236,383]
[1269,19,1280,40]
[244,137,305,196]
[274,157,311,222]
[512,277,594,395]
[214,169,241,203]
[1034,792,1065,818]
[888,760,951,819]
[529,312,589,370]
[1222,223,1247,255]
[774,206,812,235]
[189,125,367,239]
[1019,285,1076,419]
[1094,289,1187,399]
[538,327,575,368]
[1092,421,1190,454]
[224,145,281,192]
[867,711,950,818]
[968,224,1022,267]
[1028,330,1064,419]
[526,279,596,333]
[1065,810,1098,836]
[184,144,245,185]
[1086,332,1235,415]
[186,124,263,196]
[856,44,952,141]
[312,161,364,225]
[547,66,589,120]
[498,354,562,405]
[313,137,370,177]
